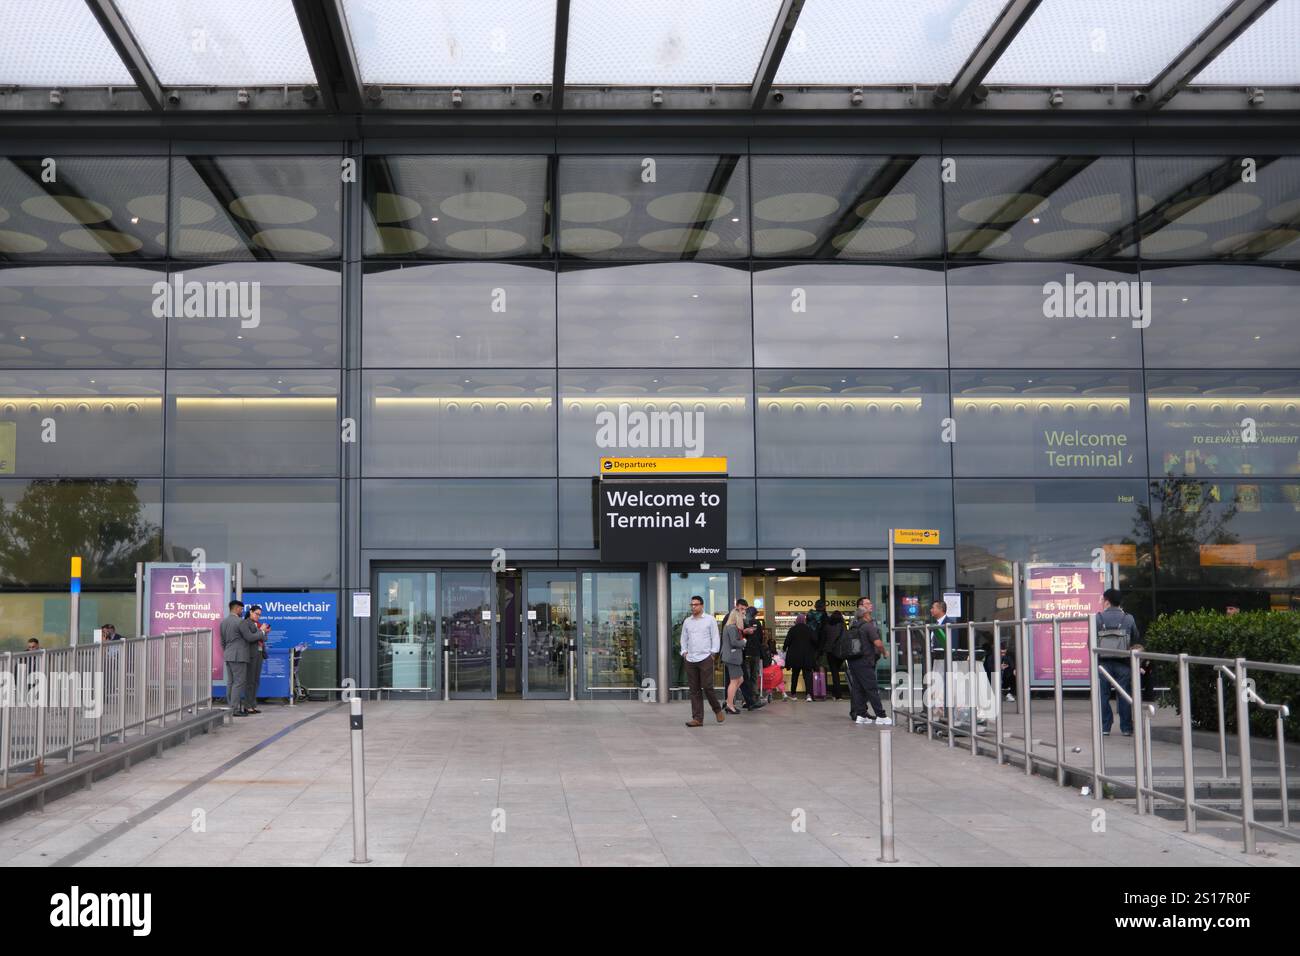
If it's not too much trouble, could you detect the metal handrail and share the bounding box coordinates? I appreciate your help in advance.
[886,614,1299,853]
[2,629,212,788]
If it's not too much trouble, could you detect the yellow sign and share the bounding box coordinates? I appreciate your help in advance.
[599,457,728,475]
[0,421,13,474]
[70,556,82,577]
[893,528,941,545]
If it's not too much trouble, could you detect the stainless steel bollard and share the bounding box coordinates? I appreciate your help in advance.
[568,640,576,702]
[349,696,369,864]
[878,728,896,863]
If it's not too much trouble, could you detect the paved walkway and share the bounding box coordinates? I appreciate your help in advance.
[1,697,1297,867]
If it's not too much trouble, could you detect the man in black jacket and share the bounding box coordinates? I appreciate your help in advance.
[848,598,890,724]
[740,604,766,710]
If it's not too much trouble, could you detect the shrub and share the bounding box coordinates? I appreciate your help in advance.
[1142,610,1300,743]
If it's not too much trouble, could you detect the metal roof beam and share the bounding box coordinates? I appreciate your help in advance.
[1145,0,1278,110]
[552,0,571,110]
[83,0,164,111]
[292,0,364,112]
[751,0,806,110]
[940,0,1041,109]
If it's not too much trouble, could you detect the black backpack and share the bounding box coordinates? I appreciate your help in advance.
[825,618,854,659]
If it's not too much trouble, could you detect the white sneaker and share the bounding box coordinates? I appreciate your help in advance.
[1005,693,1016,702]
[875,717,893,726]
[854,716,872,725]
[805,696,813,702]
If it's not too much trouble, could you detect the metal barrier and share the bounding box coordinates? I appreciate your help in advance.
[886,616,1299,853]
[1,630,213,789]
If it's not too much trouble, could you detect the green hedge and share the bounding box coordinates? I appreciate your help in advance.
[1142,610,1300,743]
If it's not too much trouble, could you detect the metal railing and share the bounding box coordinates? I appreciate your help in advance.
[1,630,212,788]
[886,616,1299,853]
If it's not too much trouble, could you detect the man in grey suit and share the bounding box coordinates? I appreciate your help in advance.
[220,599,258,716]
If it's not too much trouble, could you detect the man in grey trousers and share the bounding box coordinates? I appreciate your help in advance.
[220,599,258,716]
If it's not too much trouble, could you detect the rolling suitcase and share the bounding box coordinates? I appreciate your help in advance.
[812,668,827,700]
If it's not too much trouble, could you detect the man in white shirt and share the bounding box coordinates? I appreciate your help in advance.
[680,595,724,727]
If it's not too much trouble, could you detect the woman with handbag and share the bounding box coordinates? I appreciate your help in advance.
[720,608,747,714]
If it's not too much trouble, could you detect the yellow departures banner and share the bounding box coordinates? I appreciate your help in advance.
[599,457,728,475]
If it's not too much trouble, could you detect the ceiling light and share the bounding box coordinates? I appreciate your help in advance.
[850,568,860,572]
[1030,217,1040,224]
[730,217,740,222]
[130,216,139,224]
[430,216,439,222]
[764,567,776,572]
[690,293,699,298]
[1181,297,1188,302]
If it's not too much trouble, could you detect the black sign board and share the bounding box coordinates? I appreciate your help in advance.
[598,479,727,563]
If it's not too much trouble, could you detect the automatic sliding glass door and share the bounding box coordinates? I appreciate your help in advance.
[444,570,493,698]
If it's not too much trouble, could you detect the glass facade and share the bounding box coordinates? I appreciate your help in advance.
[3,141,1300,671]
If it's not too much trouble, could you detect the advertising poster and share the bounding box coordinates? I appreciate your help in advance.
[1024,563,1108,687]
[243,592,338,699]
[144,563,231,683]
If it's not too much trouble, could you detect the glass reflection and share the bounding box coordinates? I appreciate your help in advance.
[444,570,492,697]
[1136,156,1300,261]
[750,156,942,258]
[558,262,751,366]
[756,369,950,476]
[0,265,167,369]
[0,371,163,476]
[757,478,953,548]
[947,261,1143,367]
[377,570,436,690]
[1143,264,1300,368]
[558,370,754,476]
[0,478,161,587]
[166,262,340,368]
[1147,371,1300,478]
[0,157,168,260]
[557,155,748,260]
[1148,479,1300,590]
[170,156,341,260]
[583,570,641,692]
[752,263,946,367]
[166,371,339,477]
[360,479,557,549]
[362,262,555,367]
[163,479,339,587]
[951,370,1146,477]
[943,156,1136,260]
[954,479,1149,589]
[363,156,550,259]
[362,371,555,477]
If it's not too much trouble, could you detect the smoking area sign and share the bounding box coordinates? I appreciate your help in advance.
[599,479,727,563]
[894,528,941,545]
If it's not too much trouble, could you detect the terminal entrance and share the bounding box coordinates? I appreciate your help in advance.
[374,566,640,699]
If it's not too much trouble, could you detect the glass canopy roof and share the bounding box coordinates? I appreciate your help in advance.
[774,0,1007,86]
[986,0,1234,86]
[1,0,1295,110]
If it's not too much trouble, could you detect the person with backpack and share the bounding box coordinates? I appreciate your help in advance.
[781,613,819,701]
[1096,588,1137,736]
[820,609,849,701]
[845,597,891,725]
